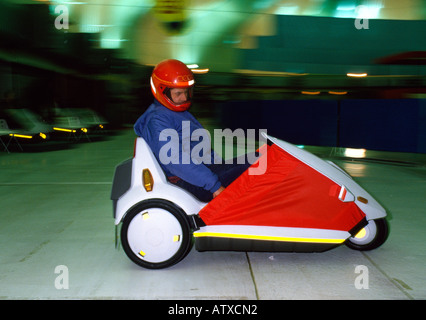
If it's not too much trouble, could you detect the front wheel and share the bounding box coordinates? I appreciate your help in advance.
[121,199,193,269]
[345,218,389,251]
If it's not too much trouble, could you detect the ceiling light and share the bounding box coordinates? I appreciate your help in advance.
[347,73,367,77]
[301,91,320,95]
[329,91,348,95]
[191,68,209,74]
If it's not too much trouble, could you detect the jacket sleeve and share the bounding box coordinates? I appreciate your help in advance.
[147,114,222,193]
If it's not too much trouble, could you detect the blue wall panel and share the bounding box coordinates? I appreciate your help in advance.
[418,99,426,153]
[219,99,426,153]
[220,99,338,146]
[339,99,420,152]
[259,100,338,146]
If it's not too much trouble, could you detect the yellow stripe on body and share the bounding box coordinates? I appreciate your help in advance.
[193,232,345,244]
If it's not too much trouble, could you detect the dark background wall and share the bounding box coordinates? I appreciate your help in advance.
[220,98,426,153]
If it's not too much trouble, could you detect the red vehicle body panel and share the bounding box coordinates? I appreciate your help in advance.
[199,144,366,232]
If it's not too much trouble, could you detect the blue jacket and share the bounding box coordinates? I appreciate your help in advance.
[134,100,222,193]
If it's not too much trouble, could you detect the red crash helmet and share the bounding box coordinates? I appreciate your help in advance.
[150,59,195,112]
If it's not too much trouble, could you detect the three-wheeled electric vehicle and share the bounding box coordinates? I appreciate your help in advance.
[111,133,389,269]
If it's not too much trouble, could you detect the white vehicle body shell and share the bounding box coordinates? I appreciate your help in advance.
[112,134,386,239]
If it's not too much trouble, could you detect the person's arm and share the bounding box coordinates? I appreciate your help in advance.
[149,114,222,194]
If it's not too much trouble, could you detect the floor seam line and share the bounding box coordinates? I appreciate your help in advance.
[245,252,260,300]
[361,252,414,300]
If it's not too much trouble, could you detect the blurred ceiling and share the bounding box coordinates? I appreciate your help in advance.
[0,0,425,95]
[7,0,426,20]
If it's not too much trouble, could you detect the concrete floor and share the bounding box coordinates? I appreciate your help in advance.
[0,128,425,300]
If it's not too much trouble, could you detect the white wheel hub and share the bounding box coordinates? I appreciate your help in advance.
[349,220,377,246]
[126,208,183,263]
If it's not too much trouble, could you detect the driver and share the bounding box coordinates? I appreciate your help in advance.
[134,59,250,202]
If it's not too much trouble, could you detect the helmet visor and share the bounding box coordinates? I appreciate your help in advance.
[163,87,193,106]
